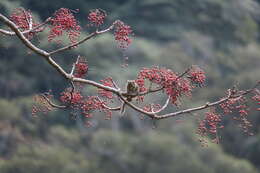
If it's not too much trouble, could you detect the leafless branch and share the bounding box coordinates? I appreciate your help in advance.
[0,17,50,36]
[49,24,115,55]
[40,94,66,109]
[96,96,121,111]
[1,12,259,121]
[152,96,170,114]
[117,83,259,120]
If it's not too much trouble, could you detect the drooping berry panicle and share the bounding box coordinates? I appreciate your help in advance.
[81,96,112,120]
[197,109,222,144]
[98,77,115,99]
[10,8,32,31]
[10,8,41,39]
[48,8,81,43]
[60,89,83,105]
[188,66,206,86]
[87,9,107,27]
[74,58,88,78]
[136,67,196,104]
[114,20,133,49]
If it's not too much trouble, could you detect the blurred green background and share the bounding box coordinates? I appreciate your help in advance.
[0,0,260,172]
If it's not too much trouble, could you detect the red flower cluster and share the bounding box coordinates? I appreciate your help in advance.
[81,96,112,119]
[98,77,114,99]
[220,95,253,134]
[60,89,83,105]
[88,9,107,26]
[59,90,112,120]
[188,66,206,86]
[48,8,81,43]
[10,8,32,31]
[220,95,249,116]
[137,67,192,104]
[197,110,222,143]
[114,21,133,49]
[10,8,40,39]
[74,59,88,78]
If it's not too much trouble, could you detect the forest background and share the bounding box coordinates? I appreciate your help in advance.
[0,0,260,172]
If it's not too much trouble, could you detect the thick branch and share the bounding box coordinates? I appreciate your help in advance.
[118,83,259,120]
[0,13,49,57]
[0,13,118,89]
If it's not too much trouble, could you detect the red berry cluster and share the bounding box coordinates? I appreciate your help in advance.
[10,8,32,31]
[136,67,196,104]
[220,96,251,128]
[81,96,112,120]
[188,66,206,86]
[196,89,256,144]
[87,9,107,27]
[10,8,40,39]
[59,89,112,121]
[60,89,83,105]
[220,96,243,114]
[48,8,81,43]
[114,21,133,49]
[98,77,114,99]
[74,59,88,78]
[197,110,223,144]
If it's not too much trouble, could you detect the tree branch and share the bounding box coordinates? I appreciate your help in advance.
[49,24,115,55]
[40,94,66,109]
[117,83,259,120]
[1,11,259,121]
[0,17,50,36]
[0,13,49,57]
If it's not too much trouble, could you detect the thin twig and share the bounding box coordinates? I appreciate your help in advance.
[40,94,66,109]
[49,32,97,55]
[49,24,114,55]
[152,96,170,114]
[0,17,50,36]
[96,96,121,111]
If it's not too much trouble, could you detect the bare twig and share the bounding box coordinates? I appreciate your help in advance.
[152,96,170,114]
[40,94,66,109]
[0,17,50,36]
[96,96,121,111]
[70,55,80,75]
[49,32,97,55]
[22,9,32,30]
[49,24,115,55]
